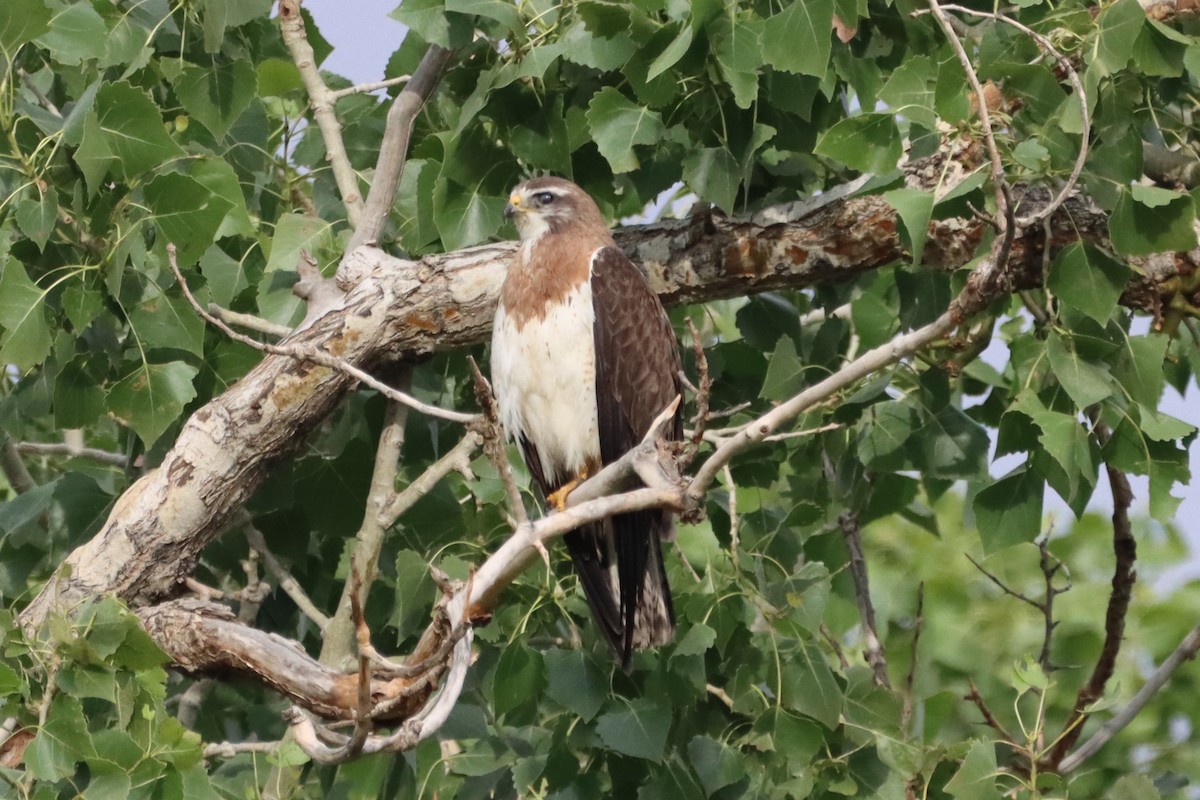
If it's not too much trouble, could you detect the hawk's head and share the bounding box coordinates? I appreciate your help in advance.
[504,177,608,242]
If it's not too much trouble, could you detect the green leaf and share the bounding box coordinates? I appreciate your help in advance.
[199,0,273,52]
[391,549,435,639]
[1046,244,1130,323]
[0,0,52,53]
[170,59,256,140]
[560,23,637,72]
[491,644,544,718]
[1112,774,1162,800]
[434,185,506,251]
[1110,185,1197,257]
[882,188,935,265]
[646,23,693,80]
[0,258,52,370]
[585,88,666,174]
[108,362,199,445]
[94,82,184,180]
[858,399,918,471]
[973,467,1044,552]
[673,622,717,657]
[0,481,57,535]
[15,190,56,251]
[595,701,672,762]
[1046,331,1113,409]
[1092,0,1145,75]
[711,16,763,109]
[26,695,90,782]
[912,406,989,479]
[191,158,256,239]
[35,2,108,66]
[878,55,936,130]
[445,0,523,33]
[390,0,471,48]
[763,0,834,78]
[1113,334,1170,407]
[687,735,747,797]
[682,147,740,212]
[127,285,206,358]
[780,639,842,728]
[814,113,902,174]
[944,739,998,800]
[55,359,106,428]
[74,112,116,195]
[544,648,608,721]
[145,173,235,267]
[760,335,805,401]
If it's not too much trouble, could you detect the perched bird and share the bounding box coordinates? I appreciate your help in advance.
[491,176,682,669]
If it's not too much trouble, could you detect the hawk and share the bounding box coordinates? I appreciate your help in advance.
[491,176,682,669]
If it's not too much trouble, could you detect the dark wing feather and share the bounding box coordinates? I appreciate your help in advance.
[586,245,682,668]
[519,436,624,651]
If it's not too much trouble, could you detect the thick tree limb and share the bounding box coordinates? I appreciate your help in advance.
[17,150,1190,633]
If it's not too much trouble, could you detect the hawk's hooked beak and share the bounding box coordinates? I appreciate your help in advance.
[503,193,522,220]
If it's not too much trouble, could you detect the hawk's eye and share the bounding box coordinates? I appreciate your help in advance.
[535,192,555,206]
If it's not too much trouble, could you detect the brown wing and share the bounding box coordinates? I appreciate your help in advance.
[581,245,681,668]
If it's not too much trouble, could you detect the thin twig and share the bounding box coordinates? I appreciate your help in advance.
[901,584,925,732]
[380,432,482,528]
[323,393,412,660]
[966,678,1017,744]
[14,441,128,468]
[820,625,851,672]
[936,5,1091,226]
[243,524,331,630]
[207,303,292,337]
[0,436,37,493]
[467,357,529,528]
[167,244,477,424]
[203,740,280,759]
[679,319,712,470]
[1059,623,1200,774]
[924,0,1016,277]
[17,68,62,118]
[331,75,412,99]
[839,511,891,689]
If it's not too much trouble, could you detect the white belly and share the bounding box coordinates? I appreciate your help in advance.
[490,282,600,486]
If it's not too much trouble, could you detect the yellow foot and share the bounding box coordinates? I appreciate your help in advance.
[547,469,588,511]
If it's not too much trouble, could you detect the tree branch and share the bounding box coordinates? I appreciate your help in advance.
[278,0,364,226]
[1058,622,1200,774]
[1043,432,1137,769]
[343,45,453,261]
[19,145,1187,632]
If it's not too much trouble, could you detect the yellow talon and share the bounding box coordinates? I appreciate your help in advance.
[547,469,588,511]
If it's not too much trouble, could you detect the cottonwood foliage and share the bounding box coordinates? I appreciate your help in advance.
[1,0,1199,798]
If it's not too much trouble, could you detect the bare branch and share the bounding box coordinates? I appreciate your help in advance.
[14,441,128,468]
[330,75,411,100]
[935,5,1090,225]
[1044,431,1137,769]
[901,584,925,733]
[468,357,529,528]
[168,245,477,424]
[381,432,482,528]
[343,45,454,261]
[203,740,280,760]
[839,511,890,689]
[278,0,364,225]
[243,523,331,630]
[966,678,1018,745]
[0,436,38,493]
[206,303,292,338]
[1059,623,1200,774]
